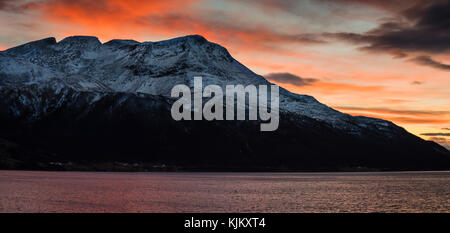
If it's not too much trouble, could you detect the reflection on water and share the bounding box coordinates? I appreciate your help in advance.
[0,170,448,213]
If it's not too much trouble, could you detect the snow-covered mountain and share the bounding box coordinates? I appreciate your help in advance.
[1,35,396,132]
[0,35,448,171]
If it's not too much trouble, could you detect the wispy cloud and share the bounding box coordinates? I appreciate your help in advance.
[421,133,450,136]
[335,106,450,124]
[264,73,318,86]
[411,81,424,85]
[410,56,450,71]
[428,137,450,150]
[335,106,450,116]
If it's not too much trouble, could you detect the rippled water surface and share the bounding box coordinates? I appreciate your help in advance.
[0,170,448,212]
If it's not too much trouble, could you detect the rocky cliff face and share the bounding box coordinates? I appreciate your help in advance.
[0,35,448,171]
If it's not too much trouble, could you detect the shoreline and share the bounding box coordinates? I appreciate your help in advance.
[1,169,449,174]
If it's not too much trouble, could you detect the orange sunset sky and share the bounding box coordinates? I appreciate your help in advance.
[0,0,449,149]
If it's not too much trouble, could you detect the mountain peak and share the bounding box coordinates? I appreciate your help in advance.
[104,39,140,47]
[182,34,208,43]
[155,34,208,45]
[4,37,56,54]
[59,35,100,43]
[57,36,101,48]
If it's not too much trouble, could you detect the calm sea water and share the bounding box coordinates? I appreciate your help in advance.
[0,170,448,213]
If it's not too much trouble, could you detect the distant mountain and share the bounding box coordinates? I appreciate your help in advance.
[0,35,448,171]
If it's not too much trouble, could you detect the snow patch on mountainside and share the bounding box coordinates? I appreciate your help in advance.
[0,35,399,134]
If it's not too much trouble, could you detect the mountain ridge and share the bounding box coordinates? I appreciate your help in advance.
[0,35,392,129]
[0,35,448,171]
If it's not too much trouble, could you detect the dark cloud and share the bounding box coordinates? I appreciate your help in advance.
[328,5,450,54]
[264,73,318,86]
[324,0,450,70]
[410,56,450,71]
[442,128,450,130]
[411,81,424,85]
[422,133,450,136]
[232,0,450,71]
[319,0,429,13]
[240,0,423,17]
[0,0,38,13]
[0,0,15,10]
